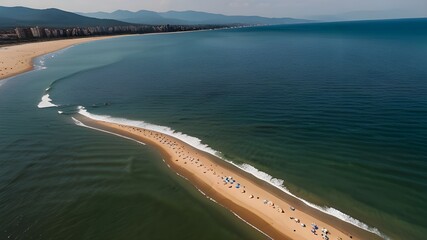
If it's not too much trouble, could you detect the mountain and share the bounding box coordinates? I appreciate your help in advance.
[79,10,311,25]
[160,11,310,25]
[0,6,130,28]
[310,10,427,22]
[0,6,310,29]
[79,10,189,25]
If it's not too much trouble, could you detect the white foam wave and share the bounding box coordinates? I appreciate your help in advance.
[37,94,58,108]
[196,187,219,204]
[78,107,219,156]
[77,108,387,239]
[34,58,47,70]
[34,46,74,70]
[162,159,171,168]
[71,117,146,146]
[235,163,387,239]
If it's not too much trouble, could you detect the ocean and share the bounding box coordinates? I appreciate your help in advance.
[1,18,426,239]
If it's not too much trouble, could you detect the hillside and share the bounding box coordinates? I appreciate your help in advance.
[79,10,311,25]
[0,6,130,28]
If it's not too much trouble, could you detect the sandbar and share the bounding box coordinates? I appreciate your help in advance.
[77,116,382,240]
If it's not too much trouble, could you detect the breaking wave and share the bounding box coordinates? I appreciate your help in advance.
[76,107,387,239]
[78,107,219,156]
[37,94,58,108]
[71,117,146,146]
[33,46,74,71]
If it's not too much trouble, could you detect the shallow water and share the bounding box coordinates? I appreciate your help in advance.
[1,19,427,239]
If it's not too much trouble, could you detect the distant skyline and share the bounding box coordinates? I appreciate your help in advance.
[0,0,426,20]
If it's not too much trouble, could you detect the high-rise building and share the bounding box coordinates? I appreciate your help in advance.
[15,28,27,39]
[30,26,45,38]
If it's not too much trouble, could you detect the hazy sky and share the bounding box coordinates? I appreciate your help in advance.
[0,0,426,19]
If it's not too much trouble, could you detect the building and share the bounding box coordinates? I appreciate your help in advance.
[15,28,32,39]
[30,26,45,38]
[44,28,52,38]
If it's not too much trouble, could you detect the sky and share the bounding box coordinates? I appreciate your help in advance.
[0,0,426,19]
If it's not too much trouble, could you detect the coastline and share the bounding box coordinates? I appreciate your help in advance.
[0,28,221,82]
[0,35,129,81]
[75,115,383,240]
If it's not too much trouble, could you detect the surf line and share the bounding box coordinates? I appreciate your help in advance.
[73,107,384,239]
[72,117,146,146]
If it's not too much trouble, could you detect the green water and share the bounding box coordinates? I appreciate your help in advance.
[0,46,266,240]
[1,19,427,239]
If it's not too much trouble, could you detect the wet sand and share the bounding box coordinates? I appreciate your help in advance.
[77,116,382,240]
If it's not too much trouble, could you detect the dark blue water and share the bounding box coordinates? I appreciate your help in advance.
[1,19,427,239]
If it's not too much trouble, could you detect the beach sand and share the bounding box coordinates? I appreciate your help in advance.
[0,36,120,80]
[0,30,209,81]
[77,116,382,240]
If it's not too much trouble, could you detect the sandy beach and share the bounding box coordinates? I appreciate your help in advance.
[0,30,212,81]
[77,116,382,240]
[0,36,121,80]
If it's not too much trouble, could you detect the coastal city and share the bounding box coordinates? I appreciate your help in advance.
[0,24,225,44]
[0,2,425,240]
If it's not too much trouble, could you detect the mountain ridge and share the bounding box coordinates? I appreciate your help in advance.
[78,9,312,25]
[0,6,129,28]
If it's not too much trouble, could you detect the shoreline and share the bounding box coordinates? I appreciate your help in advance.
[0,35,124,81]
[0,28,225,82]
[75,115,382,240]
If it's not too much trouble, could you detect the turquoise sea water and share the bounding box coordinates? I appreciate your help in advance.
[1,19,427,239]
